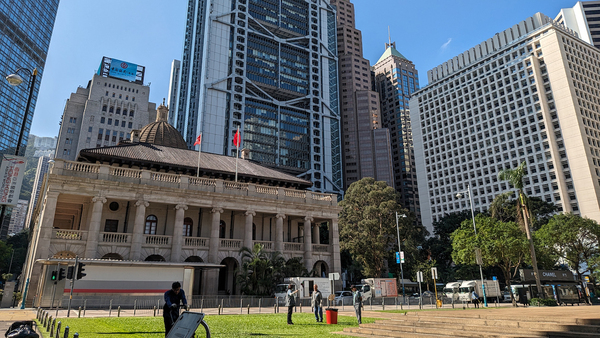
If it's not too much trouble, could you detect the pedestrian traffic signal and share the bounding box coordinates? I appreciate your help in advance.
[67,266,74,279]
[58,268,66,280]
[76,262,86,280]
[51,271,57,281]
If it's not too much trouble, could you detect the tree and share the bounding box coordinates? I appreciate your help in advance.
[489,192,557,231]
[498,161,543,295]
[451,215,529,304]
[338,177,412,278]
[236,244,285,296]
[536,213,600,280]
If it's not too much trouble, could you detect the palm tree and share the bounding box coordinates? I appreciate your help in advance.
[237,244,285,296]
[498,161,543,296]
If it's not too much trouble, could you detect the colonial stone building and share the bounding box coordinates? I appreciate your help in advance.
[23,104,341,306]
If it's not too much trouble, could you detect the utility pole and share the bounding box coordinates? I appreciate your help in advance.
[67,256,78,317]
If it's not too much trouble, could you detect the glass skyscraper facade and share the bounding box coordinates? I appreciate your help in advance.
[0,0,59,156]
[171,0,342,195]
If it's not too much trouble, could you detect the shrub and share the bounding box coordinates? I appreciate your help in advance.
[529,297,557,306]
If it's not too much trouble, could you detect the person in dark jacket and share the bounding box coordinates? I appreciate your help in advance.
[163,282,188,336]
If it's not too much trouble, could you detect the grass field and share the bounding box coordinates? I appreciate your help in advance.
[37,313,377,338]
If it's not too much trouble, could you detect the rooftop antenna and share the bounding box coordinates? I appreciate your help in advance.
[385,26,395,50]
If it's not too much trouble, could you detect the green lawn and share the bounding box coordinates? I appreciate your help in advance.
[36,313,377,338]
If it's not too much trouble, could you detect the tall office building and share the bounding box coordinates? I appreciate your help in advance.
[28,134,57,157]
[410,13,600,232]
[167,59,181,122]
[373,42,420,219]
[7,199,28,235]
[23,155,52,230]
[330,0,393,190]
[172,0,342,194]
[0,0,59,156]
[55,57,156,161]
[556,1,600,49]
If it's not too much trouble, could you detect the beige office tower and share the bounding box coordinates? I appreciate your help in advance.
[410,12,600,233]
[556,1,600,49]
[330,0,394,190]
[373,43,421,222]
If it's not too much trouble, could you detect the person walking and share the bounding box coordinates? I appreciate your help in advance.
[351,285,362,324]
[286,284,299,325]
[471,290,480,308]
[311,284,323,323]
[163,282,188,336]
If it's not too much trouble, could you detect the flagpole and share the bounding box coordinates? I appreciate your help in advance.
[235,126,239,182]
[195,133,202,178]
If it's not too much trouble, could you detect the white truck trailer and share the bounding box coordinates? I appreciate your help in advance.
[458,280,502,302]
[443,282,461,301]
[274,277,332,303]
[360,278,398,302]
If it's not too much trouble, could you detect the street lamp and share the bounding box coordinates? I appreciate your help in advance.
[5,67,38,156]
[456,184,488,307]
[395,212,407,303]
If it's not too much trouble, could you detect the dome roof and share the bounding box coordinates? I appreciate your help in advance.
[138,101,188,150]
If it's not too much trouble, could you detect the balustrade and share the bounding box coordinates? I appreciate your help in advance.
[109,167,141,178]
[284,242,303,252]
[219,239,242,249]
[253,241,274,251]
[100,232,130,243]
[144,235,171,245]
[184,237,209,247]
[313,244,330,253]
[150,172,180,183]
[53,229,85,241]
[63,162,99,173]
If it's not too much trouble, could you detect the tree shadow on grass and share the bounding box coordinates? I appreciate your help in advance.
[97,332,164,335]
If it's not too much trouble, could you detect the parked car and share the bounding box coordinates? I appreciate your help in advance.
[334,291,353,305]
[421,291,435,298]
[503,291,511,302]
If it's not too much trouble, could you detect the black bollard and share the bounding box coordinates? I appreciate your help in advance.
[63,326,69,338]
[50,318,56,337]
[56,321,61,338]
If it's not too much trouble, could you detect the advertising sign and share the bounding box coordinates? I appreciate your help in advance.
[0,155,26,207]
[109,58,138,82]
[519,269,575,283]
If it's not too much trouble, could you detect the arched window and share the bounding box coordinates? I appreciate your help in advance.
[109,106,114,113]
[252,223,256,240]
[102,105,107,112]
[112,92,115,97]
[145,215,157,234]
[123,109,128,116]
[116,107,121,115]
[129,110,134,117]
[184,217,193,237]
[219,220,226,239]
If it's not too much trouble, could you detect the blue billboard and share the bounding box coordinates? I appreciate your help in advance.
[108,58,138,82]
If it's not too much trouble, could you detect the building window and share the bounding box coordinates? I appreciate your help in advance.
[252,223,256,240]
[67,128,75,134]
[123,109,128,116]
[109,106,114,113]
[121,121,126,128]
[116,108,121,115]
[88,126,93,132]
[69,117,77,123]
[129,110,134,117]
[90,116,94,122]
[112,93,115,97]
[119,132,124,141]
[126,95,129,100]
[132,97,135,102]
[219,220,226,238]
[65,138,71,145]
[107,118,112,125]
[184,217,193,237]
[98,128,103,140]
[101,117,105,123]
[128,122,133,128]
[145,215,158,234]
[105,91,109,96]
[104,219,118,232]
[62,149,70,155]
[102,105,107,112]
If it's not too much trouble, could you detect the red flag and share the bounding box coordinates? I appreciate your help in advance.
[194,134,202,146]
[233,128,241,148]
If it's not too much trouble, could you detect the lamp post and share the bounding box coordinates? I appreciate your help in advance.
[395,212,407,303]
[456,184,488,307]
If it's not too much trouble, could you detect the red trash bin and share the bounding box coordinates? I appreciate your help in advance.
[326,308,338,324]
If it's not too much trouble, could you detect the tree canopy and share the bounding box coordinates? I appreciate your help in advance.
[338,177,415,278]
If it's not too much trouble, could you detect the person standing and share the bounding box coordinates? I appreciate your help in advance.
[311,284,323,322]
[351,285,362,324]
[163,282,188,336]
[286,284,299,325]
[471,290,480,308]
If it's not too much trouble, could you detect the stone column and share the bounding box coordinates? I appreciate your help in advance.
[244,210,255,250]
[208,207,223,264]
[275,213,285,253]
[330,219,341,274]
[304,216,314,270]
[84,196,107,258]
[313,221,320,245]
[130,200,149,261]
[171,204,188,262]
[28,191,59,291]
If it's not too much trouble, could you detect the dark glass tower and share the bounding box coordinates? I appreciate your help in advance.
[0,0,60,156]
[0,0,60,238]
[171,0,342,195]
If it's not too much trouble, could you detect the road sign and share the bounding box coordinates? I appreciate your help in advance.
[417,271,423,283]
[396,252,400,264]
[475,248,483,265]
[400,251,405,263]
[492,276,497,281]
[431,267,438,280]
[328,272,340,281]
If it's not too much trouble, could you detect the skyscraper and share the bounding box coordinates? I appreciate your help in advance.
[330,0,394,190]
[167,59,181,123]
[172,0,342,194]
[23,155,52,230]
[556,1,600,49]
[0,0,60,156]
[55,57,156,161]
[373,42,421,220]
[410,13,600,232]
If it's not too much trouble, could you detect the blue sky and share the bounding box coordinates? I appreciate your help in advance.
[31,0,576,137]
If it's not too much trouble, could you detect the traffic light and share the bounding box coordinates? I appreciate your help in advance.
[58,268,66,281]
[67,266,74,280]
[51,271,57,281]
[76,262,86,280]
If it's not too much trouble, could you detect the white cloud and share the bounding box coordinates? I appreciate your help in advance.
[441,38,452,51]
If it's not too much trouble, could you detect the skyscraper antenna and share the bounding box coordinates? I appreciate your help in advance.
[388,26,391,46]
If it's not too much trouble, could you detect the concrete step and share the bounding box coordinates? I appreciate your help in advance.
[356,322,543,338]
[338,329,449,338]
[344,326,542,338]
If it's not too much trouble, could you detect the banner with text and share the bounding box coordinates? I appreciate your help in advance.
[0,155,26,207]
[109,58,138,82]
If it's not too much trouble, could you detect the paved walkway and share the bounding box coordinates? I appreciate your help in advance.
[0,309,37,334]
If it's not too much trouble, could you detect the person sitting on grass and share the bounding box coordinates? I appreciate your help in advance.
[163,281,188,336]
